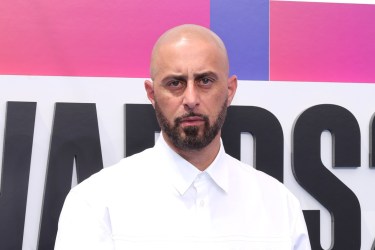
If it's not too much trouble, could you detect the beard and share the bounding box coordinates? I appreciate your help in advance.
[154,99,228,151]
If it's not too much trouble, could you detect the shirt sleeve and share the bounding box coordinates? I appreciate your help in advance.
[289,195,312,250]
[54,185,114,250]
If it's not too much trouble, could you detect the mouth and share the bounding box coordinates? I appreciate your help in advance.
[176,113,207,128]
[179,116,205,126]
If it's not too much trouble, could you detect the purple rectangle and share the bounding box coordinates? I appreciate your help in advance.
[210,0,270,80]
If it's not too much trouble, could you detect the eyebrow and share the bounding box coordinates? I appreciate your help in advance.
[193,71,218,80]
[160,71,219,84]
[160,74,187,84]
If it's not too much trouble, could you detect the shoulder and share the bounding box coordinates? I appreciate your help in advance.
[67,147,158,201]
[224,153,278,184]
[223,153,305,228]
[224,153,300,205]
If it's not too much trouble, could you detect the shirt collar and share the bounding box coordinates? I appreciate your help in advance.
[155,133,229,195]
[205,142,229,193]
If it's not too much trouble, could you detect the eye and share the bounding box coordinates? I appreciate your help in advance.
[166,80,185,89]
[169,80,180,86]
[198,76,214,87]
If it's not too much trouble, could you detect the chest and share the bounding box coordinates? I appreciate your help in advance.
[106,183,292,249]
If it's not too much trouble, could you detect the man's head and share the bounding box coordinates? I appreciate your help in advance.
[145,24,237,151]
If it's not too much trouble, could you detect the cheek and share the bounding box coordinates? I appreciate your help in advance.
[207,91,227,109]
[156,97,181,119]
[205,93,228,118]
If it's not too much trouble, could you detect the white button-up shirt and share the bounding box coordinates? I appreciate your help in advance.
[55,135,311,250]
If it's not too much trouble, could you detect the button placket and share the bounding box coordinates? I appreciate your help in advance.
[193,173,210,232]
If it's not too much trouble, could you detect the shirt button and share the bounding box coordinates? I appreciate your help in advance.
[199,200,205,207]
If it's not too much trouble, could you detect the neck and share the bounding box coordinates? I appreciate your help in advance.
[162,133,221,171]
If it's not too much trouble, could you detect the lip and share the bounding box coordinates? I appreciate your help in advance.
[181,116,204,122]
[180,116,205,126]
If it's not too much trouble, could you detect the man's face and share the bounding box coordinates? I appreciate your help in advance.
[147,37,236,151]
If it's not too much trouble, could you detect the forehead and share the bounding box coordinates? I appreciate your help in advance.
[152,37,229,79]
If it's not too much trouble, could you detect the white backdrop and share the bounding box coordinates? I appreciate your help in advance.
[0,75,374,249]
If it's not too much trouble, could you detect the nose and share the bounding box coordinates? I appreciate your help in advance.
[183,82,199,111]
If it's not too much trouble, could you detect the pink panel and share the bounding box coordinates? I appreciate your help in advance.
[0,1,209,77]
[270,1,375,83]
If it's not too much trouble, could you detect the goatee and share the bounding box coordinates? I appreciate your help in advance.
[154,99,228,151]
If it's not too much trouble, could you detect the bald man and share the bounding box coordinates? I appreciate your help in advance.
[55,24,311,250]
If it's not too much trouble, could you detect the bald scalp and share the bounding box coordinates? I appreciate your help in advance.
[150,24,229,79]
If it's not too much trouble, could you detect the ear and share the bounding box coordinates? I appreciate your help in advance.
[144,80,156,108]
[226,75,238,107]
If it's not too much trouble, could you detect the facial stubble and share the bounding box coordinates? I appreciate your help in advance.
[154,99,228,151]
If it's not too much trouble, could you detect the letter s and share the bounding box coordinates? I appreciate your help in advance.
[293,104,361,249]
